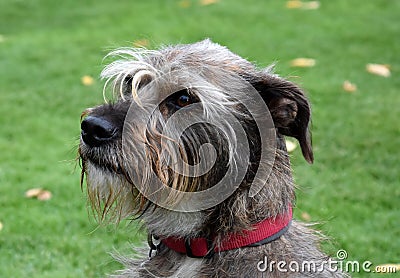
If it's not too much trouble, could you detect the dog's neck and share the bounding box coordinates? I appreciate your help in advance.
[151,205,292,258]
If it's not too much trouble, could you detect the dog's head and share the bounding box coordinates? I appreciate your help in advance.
[79,39,312,236]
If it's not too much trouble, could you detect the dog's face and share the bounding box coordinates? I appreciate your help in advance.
[79,39,312,236]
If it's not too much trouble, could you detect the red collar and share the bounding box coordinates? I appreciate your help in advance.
[161,206,292,258]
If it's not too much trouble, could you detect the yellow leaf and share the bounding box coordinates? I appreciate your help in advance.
[286,1,319,10]
[179,0,191,8]
[301,212,311,221]
[200,0,218,6]
[286,0,302,9]
[25,188,43,198]
[285,139,297,152]
[290,58,316,68]
[0,221,3,231]
[25,188,52,201]
[343,80,357,93]
[37,190,52,201]
[133,39,149,48]
[366,63,391,77]
[81,75,94,86]
[302,1,320,10]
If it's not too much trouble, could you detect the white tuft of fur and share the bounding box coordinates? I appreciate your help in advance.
[85,162,137,222]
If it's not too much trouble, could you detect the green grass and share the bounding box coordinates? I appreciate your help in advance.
[0,0,398,277]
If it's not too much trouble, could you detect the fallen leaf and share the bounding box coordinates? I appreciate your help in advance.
[25,188,52,201]
[290,58,316,68]
[301,212,311,221]
[286,0,302,9]
[0,221,3,231]
[286,139,297,152]
[133,39,149,48]
[81,75,94,86]
[25,188,43,198]
[37,190,52,201]
[200,0,218,6]
[179,0,191,8]
[302,1,320,10]
[343,80,357,93]
[366,63,391,77]
[286,1,320,10]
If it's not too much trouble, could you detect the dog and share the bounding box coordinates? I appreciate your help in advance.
[79,39,345,277]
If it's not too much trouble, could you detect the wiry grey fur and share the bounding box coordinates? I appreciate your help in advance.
[79,39,347,277]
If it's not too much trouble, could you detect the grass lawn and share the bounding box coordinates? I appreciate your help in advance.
[0,0,398,277]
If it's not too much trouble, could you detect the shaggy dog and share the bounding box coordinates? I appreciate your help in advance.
[79,39,345,277]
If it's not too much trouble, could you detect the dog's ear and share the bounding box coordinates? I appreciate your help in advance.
[253,74,313,163]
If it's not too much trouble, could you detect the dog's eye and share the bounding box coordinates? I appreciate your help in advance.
[176,94,192,107]
[167,89,196,109]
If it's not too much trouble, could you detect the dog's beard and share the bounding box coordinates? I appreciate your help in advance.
[79,141,210,236]
[80,160,139,222]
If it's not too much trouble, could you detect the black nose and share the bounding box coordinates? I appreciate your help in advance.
[81,116,118,147]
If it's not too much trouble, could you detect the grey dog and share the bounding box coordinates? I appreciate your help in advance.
[79,39,345,277]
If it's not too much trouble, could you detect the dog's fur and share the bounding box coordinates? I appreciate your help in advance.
[79,39,345,277]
